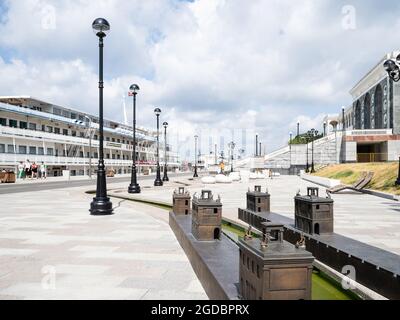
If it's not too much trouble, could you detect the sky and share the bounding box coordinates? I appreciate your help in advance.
[0,0,400,160]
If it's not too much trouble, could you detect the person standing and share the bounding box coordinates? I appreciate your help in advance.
[18,161,24,179]
[24,159,31,179]
[40,162,47,179]
[32,162,38,179]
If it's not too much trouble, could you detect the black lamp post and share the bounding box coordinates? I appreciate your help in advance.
[305,132,310,173]
[128,84,141,194]
[228,141,235,172]
[193,135,199,178]
[342,106,346,131]
[297,122,300,137]
[323,121,327,136]
[384,56,400,185]
[383,56,400,82]
[310,128,318,173]
[255,133,259,156]
[162,121,169,182]
[154,108,163,186]
[90,18,113,216]
[289,132,293,170]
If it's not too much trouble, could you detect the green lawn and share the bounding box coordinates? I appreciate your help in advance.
[312,270,358,300]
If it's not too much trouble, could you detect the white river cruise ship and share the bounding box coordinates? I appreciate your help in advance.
[0,96,180,177]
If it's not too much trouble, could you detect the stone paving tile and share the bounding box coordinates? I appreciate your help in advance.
[0,189,208,300]
[109,175,400,256]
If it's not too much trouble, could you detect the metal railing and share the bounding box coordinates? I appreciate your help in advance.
[348,129,393,136]
[357,153,388,163]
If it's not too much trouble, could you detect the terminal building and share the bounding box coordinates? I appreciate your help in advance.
[0,96,180,177]
[265,51,400,173]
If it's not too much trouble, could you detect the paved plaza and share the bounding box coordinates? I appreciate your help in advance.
[108,175,400,256]
[0,183,207,300]
[0,174,400,300]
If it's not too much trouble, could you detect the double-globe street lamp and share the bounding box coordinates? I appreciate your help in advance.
[90,18,113,216]
[128,84,141,194]
[74,115,93,179]
[154,108,163,186]
[162,122,169,182]
[193,135,199,178]
[384,55,400,185]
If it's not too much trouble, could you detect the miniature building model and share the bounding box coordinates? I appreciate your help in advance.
[238,222,314,300]
[172,187,191,215]
[294,187,334,235]
[246,185,270,213]
[191,190,222,241]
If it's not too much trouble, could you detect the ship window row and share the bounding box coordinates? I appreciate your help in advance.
[0,144,145,161]
[0,117,139,144]
[0,144,54,156]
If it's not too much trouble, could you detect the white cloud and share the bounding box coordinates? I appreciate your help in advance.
[0,0,399,158]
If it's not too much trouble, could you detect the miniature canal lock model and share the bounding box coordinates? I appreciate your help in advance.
[246,185,270,213]
[238,222,314,300]
[238,185,270,230]
[191,190,222,241]
[172,187,191,215]
[294,187,334,235]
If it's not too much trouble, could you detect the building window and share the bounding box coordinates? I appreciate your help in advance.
[106,137,110,141]
[79,151,84,158]
[38,147,44,155]
[0,118,6,126]
[94,135,98,140]
[53,108,61,115]
[94,152,98,158]
[19,121,28,129]
[117,154,120,159]
[78,115,84,121]
[28,123,37,131]
[112,138,115,142]
[62,129,68,136]
[112,154,115,159]
[46,126,53,133]
[42,125,45,132]
[106,154,110,159]
[0,144,5,153]
[54,127,60,134]
[47,148,54,156]
[72,130,77,137]
[9,119,18,128]
[19,146,27,154]
[29,146,37,155]
[80,132,85,138]
[71,113,77,119]
[7,144,14,154]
